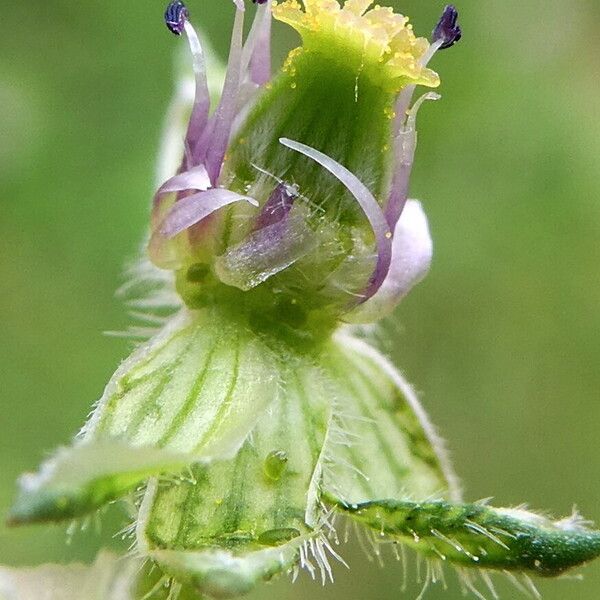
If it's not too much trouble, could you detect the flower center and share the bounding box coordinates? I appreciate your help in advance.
[272,0,440,90]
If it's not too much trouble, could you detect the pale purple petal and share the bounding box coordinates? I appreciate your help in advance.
[182,22,211,167]
[155,164,211,198]
[386,92,440,228]
[279,138,392,301]
[242,1,272,86]
[345,200,433,323]
[204,9,245,184]
[152,165,211,226]
[215,211,316,290]
[384,127,414,228]
[160,189,258,238]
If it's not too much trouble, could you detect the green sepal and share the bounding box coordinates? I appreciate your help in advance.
[321,331,459,504]
[6,442,189,525]
[137,352,333,598]
[9,308,280,524]
[335,498,600,577]
[150,542,304,599]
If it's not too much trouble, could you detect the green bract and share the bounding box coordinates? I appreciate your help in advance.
[5,1,600,598]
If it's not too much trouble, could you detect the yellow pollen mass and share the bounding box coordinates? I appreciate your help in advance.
[272,0,440,89]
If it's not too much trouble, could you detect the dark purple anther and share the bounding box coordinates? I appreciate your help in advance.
[252,0,269,4]
[432,5,462,50]
[165,0,189,36]
[254,183,297,230]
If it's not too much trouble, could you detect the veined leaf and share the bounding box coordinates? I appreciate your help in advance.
[137,353,333,598]
[9,308,279,524]
[321,332,460,505]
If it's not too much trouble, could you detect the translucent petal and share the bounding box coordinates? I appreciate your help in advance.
[182,21,211,167]
[214,209,317,290]
[159,189,258,238]
[241,1,273,86]
[204,9,245,184]
[386,92,440,228]
[279,137,392,301]
[151,164,211,230]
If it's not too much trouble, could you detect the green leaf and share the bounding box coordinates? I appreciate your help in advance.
[9,308,280,524]
[7,442,190,525]
[321,332,460,505]
[335,498,600,576]
[137,353,333,598]
[150,543,304,599]
[0,552,141,600]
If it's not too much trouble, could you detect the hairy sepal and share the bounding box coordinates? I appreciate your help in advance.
[9,309,279,524]
[335,499,600,577]
[137,353,333,598]
[150,543,303,599]
[321,331,459,504]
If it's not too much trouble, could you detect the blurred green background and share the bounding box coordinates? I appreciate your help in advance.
[1,0,599,598]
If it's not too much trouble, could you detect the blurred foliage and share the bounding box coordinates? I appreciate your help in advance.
[1,0,599,598]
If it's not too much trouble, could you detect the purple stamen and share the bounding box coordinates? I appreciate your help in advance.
[432,5,462,50]
[254,183,297,230]
[253,0,269,4]
[165,0,189,36]
[204,9,245,184]
[245,0,273,86]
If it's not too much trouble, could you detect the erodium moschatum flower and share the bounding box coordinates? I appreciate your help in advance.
[6,2,600,599]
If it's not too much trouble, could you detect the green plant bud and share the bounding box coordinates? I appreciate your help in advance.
[335,499,600,577]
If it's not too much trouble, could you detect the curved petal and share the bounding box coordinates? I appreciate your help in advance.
[159,188,258,238]
[213,184,314,290]
[242,0,273,86]
[386,92,440,228]
[156,164,211,197]
[344,199,432,323]
[152,164,211,228]
[182,21,211,167]
[279,138,392,302]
